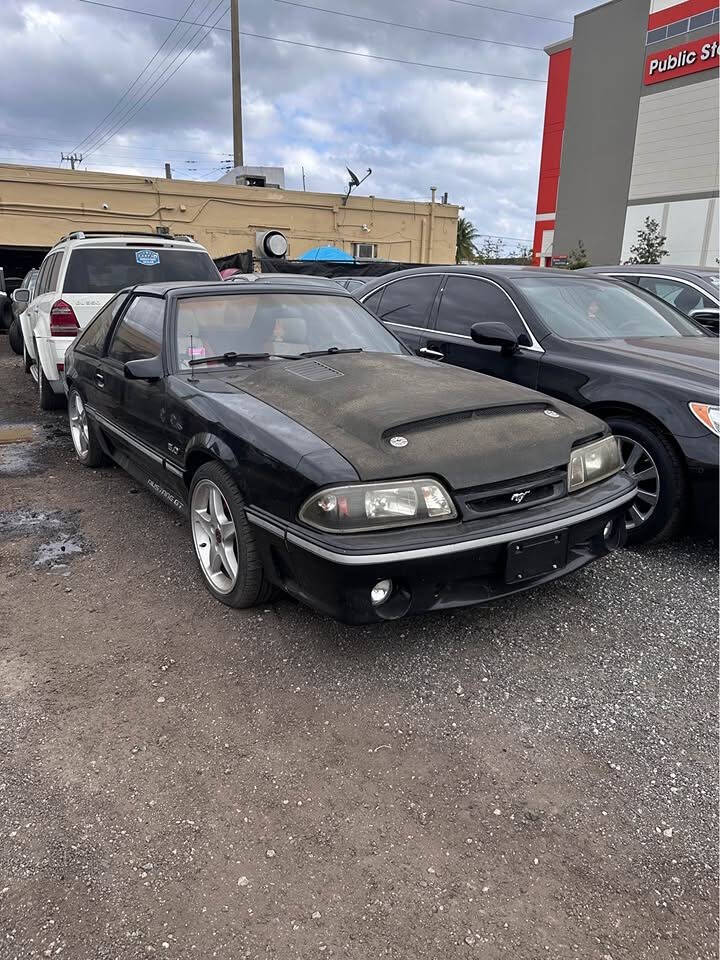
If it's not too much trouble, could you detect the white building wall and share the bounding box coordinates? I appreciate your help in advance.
[621,197,719,265]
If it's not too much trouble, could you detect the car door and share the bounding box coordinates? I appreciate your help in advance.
[97,294,167,478]
[73,293,130,415]
[427,275,542,389]
[363,274,443,356]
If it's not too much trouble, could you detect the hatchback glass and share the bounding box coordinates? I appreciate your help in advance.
[515,277,702,339]
[175,293,403,368]
[63,248,219,293]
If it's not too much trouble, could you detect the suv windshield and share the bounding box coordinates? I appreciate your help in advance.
[63,247,219,294]
[175,293,402,369]
[515,277,702,339]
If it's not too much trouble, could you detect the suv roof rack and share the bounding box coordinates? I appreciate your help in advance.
[55,230,191,243]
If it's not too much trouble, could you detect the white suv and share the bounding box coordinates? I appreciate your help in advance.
[19,231,220,409]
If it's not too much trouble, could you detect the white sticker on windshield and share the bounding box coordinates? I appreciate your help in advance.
[136,249,160,266]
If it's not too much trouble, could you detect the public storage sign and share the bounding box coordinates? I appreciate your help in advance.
[645,37,719,85]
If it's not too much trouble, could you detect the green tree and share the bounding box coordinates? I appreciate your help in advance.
[475,236,504,263]
[456,217,480,263]
[567,240,590,269]
[627,217,669,264]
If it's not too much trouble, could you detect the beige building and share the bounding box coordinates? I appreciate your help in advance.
[0,163,458,274]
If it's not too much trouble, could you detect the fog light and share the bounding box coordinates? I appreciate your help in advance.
[371,579,393,606]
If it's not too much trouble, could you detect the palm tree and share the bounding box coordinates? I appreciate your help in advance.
[456,217,480,263]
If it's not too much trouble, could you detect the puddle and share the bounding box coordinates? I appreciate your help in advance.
[0,509,90,572]
[0,420,69,477]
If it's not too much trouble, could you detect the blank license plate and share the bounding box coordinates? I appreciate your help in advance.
[505,530,568,584]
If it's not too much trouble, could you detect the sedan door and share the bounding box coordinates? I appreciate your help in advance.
[363,274,444,357]
[427,275,542,390]
[95,294,167,480]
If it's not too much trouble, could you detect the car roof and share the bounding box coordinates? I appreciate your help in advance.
[361,264,616,286]
[50,233,208,252]
[583,264,716,277]
[131,280,355,298]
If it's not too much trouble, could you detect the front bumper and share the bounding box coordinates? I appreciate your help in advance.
[677,433,719,533]
[247,472,636,624]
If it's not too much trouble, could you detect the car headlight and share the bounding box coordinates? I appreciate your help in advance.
[689,402,720,437]
[299,478,456,533]
[568,436,622,492]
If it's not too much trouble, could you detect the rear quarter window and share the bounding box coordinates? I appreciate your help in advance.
[62,247,219,294]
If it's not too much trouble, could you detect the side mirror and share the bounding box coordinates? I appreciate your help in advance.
[124,355,163,380]
[470,321,519,354]
[12,288,30,304]
[689,308,720,328]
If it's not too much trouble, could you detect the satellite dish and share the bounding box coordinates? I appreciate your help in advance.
[346,166,360,188]
[342,166,373,205]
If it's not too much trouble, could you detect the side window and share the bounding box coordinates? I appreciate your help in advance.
[436,277,523,337]
[35,255,54,297]
[376,275,442,328]
[76,293,128,358]
[362,288,384,314]
[47,253,63,293]
[637,277,715,314]
[107,296,165,363]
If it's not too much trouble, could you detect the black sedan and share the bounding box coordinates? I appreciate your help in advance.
[64,281,635,624]
[581,264,719,334]
[359,267,719,544]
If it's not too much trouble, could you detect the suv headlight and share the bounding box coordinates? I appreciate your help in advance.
[568,436,622,492]
[299,478,456,533]
[689,402,720,437]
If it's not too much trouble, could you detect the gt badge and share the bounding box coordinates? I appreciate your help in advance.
[389,436,409,448]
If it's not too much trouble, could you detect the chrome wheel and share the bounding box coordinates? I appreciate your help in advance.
[617,434,660,531]
[191,480,239,594]
[69,392,90,459]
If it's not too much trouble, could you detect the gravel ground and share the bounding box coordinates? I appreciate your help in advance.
[0,337,717,960]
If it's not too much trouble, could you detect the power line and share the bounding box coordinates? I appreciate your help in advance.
[83,3,230,160]
[446,0,572,24]
[81,0,223,157]
[72,0,547,83]
[0,132,232,160]
[70,0,200,154]
[270,0,544,52]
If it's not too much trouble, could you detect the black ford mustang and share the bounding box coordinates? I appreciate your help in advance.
[64,281,635,624]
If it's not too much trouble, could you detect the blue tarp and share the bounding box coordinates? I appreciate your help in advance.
[298,245,354,262]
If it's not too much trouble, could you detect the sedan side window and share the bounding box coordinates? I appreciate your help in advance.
[436,277,524,337]
[376,275,442,328]
[76,293,128,358]
[107,295,165,363]
[636,277,716,314]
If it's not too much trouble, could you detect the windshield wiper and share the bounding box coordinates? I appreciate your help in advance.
[189,351,271,366]
[299,347,363,358]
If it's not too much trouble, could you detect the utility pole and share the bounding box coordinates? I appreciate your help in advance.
[61,153,83,170]
[301,166,306,191]
[164,163,173,179]
[230,0,244,168]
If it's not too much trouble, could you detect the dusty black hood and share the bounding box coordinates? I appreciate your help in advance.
[206,353,606,488]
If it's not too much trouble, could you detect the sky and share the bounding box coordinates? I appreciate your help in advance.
[2,0,592,253]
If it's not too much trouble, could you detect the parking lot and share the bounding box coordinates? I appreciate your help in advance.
[0,334,717,959]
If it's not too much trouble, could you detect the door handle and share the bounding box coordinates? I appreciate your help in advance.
[419,346,445,360]
[95,372,105,388]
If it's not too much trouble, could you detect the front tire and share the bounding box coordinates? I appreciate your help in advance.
[189,462,273,608]
[608,416,686,545]
[68,388,106,466]
[8,320,23,355]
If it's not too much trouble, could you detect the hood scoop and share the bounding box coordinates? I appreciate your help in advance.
[287,359,343,382]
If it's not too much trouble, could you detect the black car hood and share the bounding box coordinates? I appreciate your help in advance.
[209,352,605,488]
[567,336,719,390]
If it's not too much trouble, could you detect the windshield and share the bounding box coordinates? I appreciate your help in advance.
[175,292,403,368]
[515,277,702,339]
[63,247,219,294]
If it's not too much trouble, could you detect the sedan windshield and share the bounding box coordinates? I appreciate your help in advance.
[175,292,403,368]
[515,277,703,339]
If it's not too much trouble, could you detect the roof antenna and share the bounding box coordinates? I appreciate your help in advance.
[342,166,372,206]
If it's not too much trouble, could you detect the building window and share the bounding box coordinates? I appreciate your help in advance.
[667,18,690,36]
[647,8,719,45]
[353,242,378,260]
[647,26,667,44]
[689,10,714,29]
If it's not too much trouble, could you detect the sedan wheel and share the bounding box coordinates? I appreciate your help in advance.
[191,479,240,594]
[617,435,660,531]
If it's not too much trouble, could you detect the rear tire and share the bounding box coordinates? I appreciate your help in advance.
[8,319,23,355]
[38,361,63,411]
[608,415,686,545]
[189,461,274,609]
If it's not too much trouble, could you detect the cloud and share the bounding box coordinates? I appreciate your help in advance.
[1,0,588,247]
